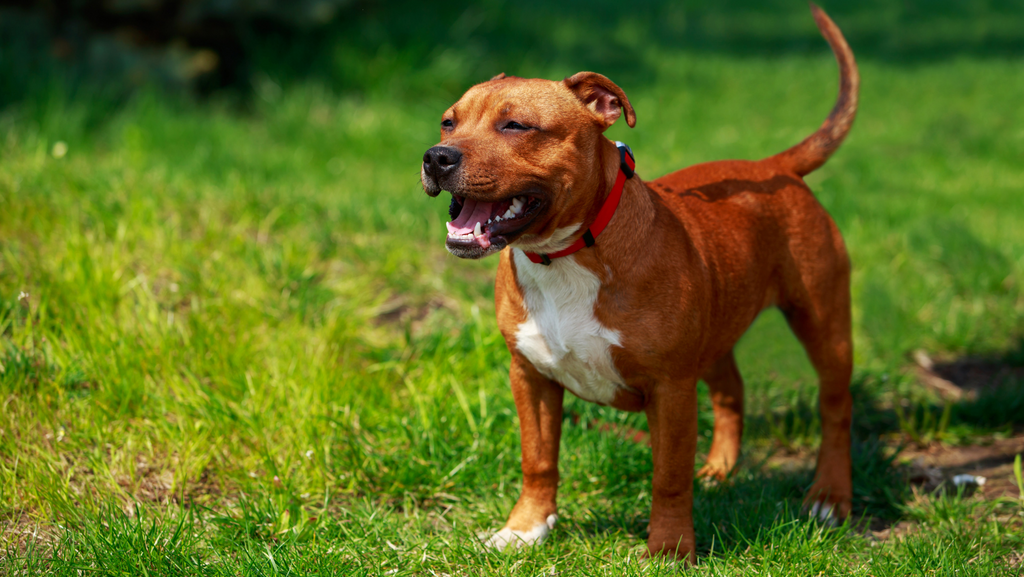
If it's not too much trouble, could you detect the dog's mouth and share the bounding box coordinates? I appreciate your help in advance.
[445,192,544,257]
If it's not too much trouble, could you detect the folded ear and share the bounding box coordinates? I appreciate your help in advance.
[564,71,636,129]
[490,72,506,81]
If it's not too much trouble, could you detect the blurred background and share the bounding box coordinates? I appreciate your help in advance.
[3,0,1024,103]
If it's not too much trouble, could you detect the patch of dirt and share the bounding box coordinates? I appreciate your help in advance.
[372,294,459,329]
[1005,549,1024,569]
[183,467,223,506]
[901,435,1024,500]
[0,515,56,557]
[867,519,916,541]
[933,359,1024,392]
[756,435,1024,502]
[759,446,816,474]
[116,456,176,507]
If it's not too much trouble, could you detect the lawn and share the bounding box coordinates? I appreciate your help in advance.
[1,0,1023,574]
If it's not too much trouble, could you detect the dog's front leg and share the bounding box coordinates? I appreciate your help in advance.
[485,354,564,550]
[644,379,699,563]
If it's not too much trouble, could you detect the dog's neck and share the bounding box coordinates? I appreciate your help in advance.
[511,139,658,284]
[570,140,659,278]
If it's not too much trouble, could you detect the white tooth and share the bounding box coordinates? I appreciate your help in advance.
[487,218,492,224]
[495,215,502,222]
[503,209,514,219]
[513,197,524,209]
[511,203,521,215]
[474,222,482,236]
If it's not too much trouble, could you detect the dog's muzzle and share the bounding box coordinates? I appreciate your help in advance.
[422,146,462,195]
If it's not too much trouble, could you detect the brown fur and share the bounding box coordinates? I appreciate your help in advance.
[422,4,857,562]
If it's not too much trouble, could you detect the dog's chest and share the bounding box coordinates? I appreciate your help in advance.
[512,250,625,404]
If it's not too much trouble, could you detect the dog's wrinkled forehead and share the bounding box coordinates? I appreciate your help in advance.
[445,77,589,131]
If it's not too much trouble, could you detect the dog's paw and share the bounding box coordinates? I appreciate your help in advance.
[484,514,557,551]
[808,500,837,525]
[803,477,851,525]
[696,453,738,484]
[695,463,731,485]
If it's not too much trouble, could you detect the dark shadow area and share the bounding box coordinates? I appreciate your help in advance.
[941,358,1024,432]
[558,462,815,549]
[561,434,905,556]
[933,359,1024,395]
[2,0,1023,106]
[904,434,1024,500]
[653,174,803,201]
[564,341,1024,553]
[930,338,1024,394]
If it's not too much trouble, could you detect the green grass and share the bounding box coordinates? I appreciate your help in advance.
[2,1,1024,574]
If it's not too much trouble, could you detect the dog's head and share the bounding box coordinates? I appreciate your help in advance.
[421,72,635,259]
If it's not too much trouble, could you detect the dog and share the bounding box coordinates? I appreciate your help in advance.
[420,4,858,562]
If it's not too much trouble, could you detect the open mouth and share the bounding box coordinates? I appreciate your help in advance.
[445,193,543,251]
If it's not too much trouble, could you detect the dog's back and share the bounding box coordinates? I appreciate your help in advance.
[642,1,858,334]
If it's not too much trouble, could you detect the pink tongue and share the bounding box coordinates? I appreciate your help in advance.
[446,197,495,235]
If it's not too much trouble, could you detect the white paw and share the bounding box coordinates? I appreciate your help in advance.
[809,501,837,526]
[484,514,558,551]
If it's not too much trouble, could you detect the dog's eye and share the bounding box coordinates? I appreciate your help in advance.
[503,121,529,131]
[441,119,454,128]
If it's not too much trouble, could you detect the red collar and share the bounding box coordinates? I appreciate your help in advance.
[524,142,635,265]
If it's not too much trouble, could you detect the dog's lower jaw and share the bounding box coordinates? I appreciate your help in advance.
[445,236,507,259]
[444,220,580,260]
[484,514,558,551]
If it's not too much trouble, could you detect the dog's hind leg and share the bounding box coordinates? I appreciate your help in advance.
[696,351,744,481]
[781,266,854,521]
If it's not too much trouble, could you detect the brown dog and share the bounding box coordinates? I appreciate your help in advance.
[420,4,858,562]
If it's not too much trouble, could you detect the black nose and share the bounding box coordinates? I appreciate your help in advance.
[422,146,462,181]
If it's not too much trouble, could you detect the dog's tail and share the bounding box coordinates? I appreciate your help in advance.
[768,3,859,177]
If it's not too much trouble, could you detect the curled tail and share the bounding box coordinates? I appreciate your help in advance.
[770,3,859,177]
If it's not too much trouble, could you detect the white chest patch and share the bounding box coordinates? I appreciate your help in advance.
[512,248,626,404]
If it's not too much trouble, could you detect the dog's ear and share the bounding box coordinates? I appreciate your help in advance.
[564,72,636,129]
[490,72,507,81]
